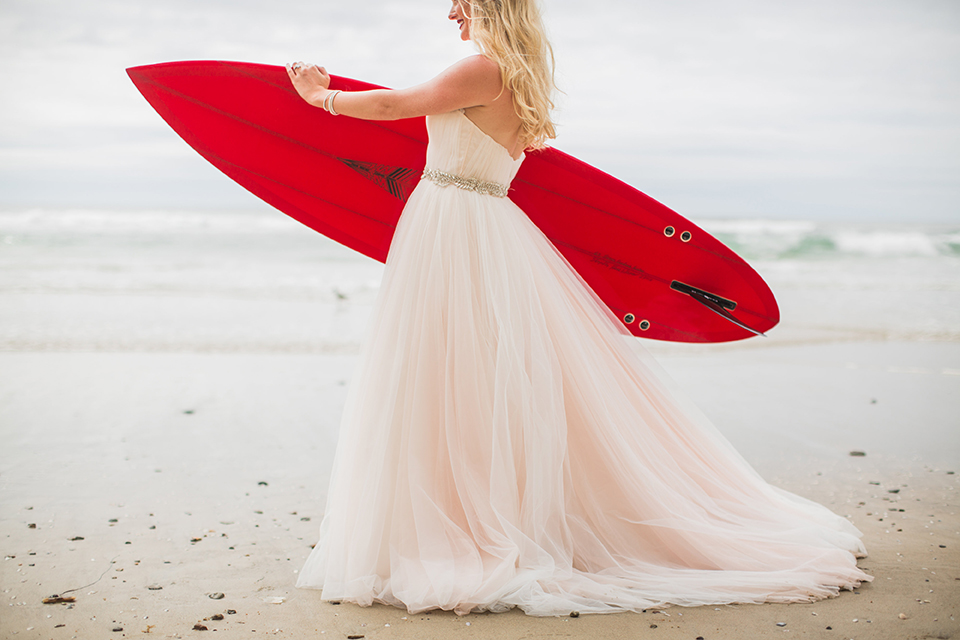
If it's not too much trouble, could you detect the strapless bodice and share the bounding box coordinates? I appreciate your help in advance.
[424,110,524,188]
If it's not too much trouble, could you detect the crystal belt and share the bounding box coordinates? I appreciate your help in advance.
[421,168,509,198]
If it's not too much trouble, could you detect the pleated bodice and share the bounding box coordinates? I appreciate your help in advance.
[424,110,524,189]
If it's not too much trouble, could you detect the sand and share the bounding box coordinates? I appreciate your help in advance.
[1,343,957,639]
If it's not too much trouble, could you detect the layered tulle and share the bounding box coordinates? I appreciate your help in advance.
[296,110,871,616]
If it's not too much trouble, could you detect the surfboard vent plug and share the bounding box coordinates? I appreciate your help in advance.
[639,319,651,331]
[623,313,635,324]
[680,231,692,242]
[663,226,675,237]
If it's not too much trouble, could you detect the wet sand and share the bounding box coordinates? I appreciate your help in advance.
[1,345,957,639]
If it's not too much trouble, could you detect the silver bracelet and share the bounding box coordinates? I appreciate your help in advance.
[328,90,342,116]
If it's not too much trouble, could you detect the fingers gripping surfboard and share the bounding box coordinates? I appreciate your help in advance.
[127,60,779,343]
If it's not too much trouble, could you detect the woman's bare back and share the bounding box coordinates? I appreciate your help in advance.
[463,89,525,160]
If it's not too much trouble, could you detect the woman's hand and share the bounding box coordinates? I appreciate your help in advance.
[286,62,331,107]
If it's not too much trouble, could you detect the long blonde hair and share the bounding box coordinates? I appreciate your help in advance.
[461,0,557,149]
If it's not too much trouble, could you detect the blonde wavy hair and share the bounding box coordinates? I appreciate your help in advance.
[461,0,557,149]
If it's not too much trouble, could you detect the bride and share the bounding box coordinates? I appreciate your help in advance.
[286,0,871,616]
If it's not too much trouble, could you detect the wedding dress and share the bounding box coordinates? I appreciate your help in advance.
[296,109,871,616]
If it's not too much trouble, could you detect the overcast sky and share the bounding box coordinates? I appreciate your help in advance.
[1,0,958,221]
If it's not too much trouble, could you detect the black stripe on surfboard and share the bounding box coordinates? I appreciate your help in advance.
[129,77,409,231]
[670,281,767,337]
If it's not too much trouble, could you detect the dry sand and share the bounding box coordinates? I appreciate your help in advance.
[2,347,958,639]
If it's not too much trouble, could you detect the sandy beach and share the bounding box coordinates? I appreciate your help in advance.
[2,344,957,639]
[2,213,958,638]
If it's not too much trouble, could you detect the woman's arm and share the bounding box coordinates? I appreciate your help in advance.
[287,55,503,120]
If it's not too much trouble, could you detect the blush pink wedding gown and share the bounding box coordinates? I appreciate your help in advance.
[296,110,871,616]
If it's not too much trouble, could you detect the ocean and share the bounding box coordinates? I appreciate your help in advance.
[1,208,958,352]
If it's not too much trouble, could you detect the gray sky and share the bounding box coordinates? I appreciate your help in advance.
[1,0,958,221]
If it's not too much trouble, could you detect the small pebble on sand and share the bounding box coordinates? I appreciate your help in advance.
[208,592,225,600]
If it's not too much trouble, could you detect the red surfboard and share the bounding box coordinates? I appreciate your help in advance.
[127,60,778,343]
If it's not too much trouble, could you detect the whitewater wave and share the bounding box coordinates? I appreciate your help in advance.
[701,219,960,260]
[0,208,302,235]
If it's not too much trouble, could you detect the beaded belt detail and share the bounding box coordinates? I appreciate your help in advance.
[421,168,509,198]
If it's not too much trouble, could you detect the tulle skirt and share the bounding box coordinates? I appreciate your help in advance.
[296,179,871,616]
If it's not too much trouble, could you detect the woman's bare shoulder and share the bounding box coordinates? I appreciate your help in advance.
[447,54,501,82]
[421,55,503,108]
